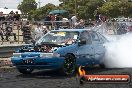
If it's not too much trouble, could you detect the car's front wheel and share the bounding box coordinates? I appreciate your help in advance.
[61,54,76,76]
[17,68,34,74]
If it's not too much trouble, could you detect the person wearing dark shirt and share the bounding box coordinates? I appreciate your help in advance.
[44,15,51,25]
[14,11,20,21]
[0,11,5,27]
[8,11,14,21]
[5,24,17,41]
[0,11,5,21]
[55,14,62,30]
[21,22,32,44]
[0,27,4,41]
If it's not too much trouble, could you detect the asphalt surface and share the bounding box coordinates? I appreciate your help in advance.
[0,67,132,88]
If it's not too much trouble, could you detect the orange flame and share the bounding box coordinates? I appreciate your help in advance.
[78,66,86,76]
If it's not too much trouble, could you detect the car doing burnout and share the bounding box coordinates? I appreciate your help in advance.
[11,29,108,75]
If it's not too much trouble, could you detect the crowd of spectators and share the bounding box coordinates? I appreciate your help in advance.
[44,14,85,29]
[0,11,20,42]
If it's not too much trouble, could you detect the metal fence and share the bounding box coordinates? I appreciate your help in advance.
[0,20,71,45]
[0,21,132,45]
[93,22,132,35]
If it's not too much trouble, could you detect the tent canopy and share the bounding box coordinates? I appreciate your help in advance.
[49,10,68,15]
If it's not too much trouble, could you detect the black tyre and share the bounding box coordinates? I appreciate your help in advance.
[61,54,76,76]
[17,68,34,74]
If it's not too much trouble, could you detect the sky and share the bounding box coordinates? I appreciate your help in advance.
[0,0,61,9]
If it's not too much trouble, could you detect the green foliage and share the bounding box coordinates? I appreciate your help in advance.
[99,1,132,17]
[59,0,132,19]
[31,3,56,21]
[18,0,37,14]
[18,0,132,21]
[59,0,105,20]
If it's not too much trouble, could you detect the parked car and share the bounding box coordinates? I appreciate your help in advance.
[11,29,108,75]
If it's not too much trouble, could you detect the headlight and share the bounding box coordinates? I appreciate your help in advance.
[40,53,53,58]
[39,53,60,58]
[13,53,21,57]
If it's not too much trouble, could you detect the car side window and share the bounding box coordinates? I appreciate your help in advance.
[80,31,92,44]
[90,32,100,44]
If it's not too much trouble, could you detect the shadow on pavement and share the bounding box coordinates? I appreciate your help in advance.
[15,67,126,79]
[16,70,71,79]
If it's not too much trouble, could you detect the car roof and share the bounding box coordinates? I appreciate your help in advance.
[51,29,94,33]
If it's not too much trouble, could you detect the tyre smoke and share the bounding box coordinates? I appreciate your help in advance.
[104,33,132,68]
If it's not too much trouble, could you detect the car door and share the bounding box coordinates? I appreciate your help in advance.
[76,31,94,66]
[90,31,105,64]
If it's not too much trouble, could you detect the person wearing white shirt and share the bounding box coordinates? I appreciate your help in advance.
[34,24,44,41]
[71,15,77,28]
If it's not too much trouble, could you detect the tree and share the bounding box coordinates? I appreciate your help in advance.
[59,0,105,20]
[99,0,132,17]
[31,3,57,21]
[18,0,37,14]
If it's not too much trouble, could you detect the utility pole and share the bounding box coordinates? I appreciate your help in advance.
[38,0,41,8]
[75,0,77,16]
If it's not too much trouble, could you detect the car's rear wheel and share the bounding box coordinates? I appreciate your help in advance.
[17,68,34,74]
[61,54,76,76]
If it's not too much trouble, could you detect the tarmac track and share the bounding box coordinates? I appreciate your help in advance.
[0,68,132,88]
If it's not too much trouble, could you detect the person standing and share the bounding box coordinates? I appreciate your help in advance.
[14,11,21,29]
[34,24,44,41]
[71,15,77,28]
[0,11,5,28]
[22,21,32,44]
[5,23,17,41]
[0,27,4,41]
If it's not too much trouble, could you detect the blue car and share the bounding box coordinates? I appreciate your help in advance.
[11,29,108,75]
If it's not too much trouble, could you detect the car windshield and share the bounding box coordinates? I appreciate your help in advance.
[36,31,79,45]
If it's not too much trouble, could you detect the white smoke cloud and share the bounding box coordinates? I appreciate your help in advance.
[104,33,132,68]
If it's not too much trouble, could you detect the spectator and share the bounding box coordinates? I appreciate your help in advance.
[21,21,32,44]
[44,15,51,25]
[14,11,21,29]
[74,19,85,29]
[71,15,77,28]
[0,27,4,41]
[50,14,55,27]
[14,11,20,21]
[5,23,17,41]
[0,11,5,27]
[50,14,55,21]
[34,24,43,41]
[55,14,62,30]
[0,11,5,21]
[8,11,14,21]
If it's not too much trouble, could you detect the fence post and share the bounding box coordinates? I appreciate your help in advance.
[18,22,20,44]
